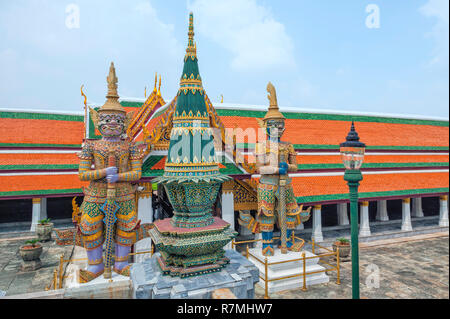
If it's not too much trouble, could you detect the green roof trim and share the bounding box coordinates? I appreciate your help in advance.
[0,111,83,122]
[120,101,144,108]
[0,164,78,170]
[0,188,83,197]
[0,143,81,148]
[215,109,449,127]
[299,162,449,170]
[88,107,102,140]
[296,187,449,204]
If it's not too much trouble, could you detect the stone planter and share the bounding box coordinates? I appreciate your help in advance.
[332,242,351,259]
[19,244,43,261]
[36,222,53,241]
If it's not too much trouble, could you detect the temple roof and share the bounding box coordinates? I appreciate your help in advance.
[1,99,448,201]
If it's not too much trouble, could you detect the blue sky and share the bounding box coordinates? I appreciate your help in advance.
[0,0,448,117]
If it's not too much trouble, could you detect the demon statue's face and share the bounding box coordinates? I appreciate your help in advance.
[98,111,126,138]
[266,119,285,140]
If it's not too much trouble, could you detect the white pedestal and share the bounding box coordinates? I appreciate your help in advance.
[376,200,389,221]
[439,196,449,227]
[64,246,130,289]
[30,198,47,232]
[221,192,235,249]
[248,248,329,293]
[312,206,323,242]
[359,203,371,237]
[401,200,413,231]
[337,203,349,225]
[412,198,424,218]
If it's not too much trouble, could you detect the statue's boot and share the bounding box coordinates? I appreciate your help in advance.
[261,231,274,256]
[113,244,131,276]
[79,246,104,283]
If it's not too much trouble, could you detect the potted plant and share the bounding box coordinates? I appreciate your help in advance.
[19,239,43,262]
[332,237,351,259]
[36,218,53,241]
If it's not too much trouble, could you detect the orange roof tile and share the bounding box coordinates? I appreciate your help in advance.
[0,118,83,145]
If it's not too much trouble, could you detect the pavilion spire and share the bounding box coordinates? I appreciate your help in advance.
[185,12,197,61]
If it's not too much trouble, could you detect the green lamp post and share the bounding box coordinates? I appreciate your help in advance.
[340,121,366,299]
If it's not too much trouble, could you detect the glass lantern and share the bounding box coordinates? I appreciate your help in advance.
[340,121,366,170]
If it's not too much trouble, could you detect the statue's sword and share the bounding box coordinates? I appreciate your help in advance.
[278,145,287,254]
[102,152,119,279]
[279,148,288,254]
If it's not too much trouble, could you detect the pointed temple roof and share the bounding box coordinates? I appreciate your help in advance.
[155,12,228,184]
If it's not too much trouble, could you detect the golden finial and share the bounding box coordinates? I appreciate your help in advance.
[220,94,223,103]
[157,74,161,96]
[188,12,194,47]
[106,62,118,98]
[185,12,197,60]
[263,82,285,122]
[99,62,125,113]
[144,86,147,98]
[153,72,157,93]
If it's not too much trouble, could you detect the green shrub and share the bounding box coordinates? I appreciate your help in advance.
[336,237,350,244]
[38,218,51,225]
[25,239,40,247]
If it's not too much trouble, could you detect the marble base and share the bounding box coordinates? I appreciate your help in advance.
[64,245,130,289]
[248,248,329,293]
[64,264,130,289]
[131,250,259,299]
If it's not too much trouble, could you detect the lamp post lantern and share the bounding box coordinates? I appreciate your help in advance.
[340,121,366,299]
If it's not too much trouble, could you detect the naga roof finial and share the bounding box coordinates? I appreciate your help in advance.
[157,74,162,96]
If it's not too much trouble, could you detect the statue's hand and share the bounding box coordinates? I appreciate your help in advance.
[279,162,288,175]
[105,166,118,183]
[105,166,118,175]
[106,173,119,183]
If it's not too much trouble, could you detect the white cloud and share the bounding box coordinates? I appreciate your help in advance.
[419,0,449,67]
[187,0,296,72]
[0,0,182,109]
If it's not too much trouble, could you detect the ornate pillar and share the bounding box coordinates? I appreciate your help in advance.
[359,201,371,237]
[439,195,449,227]
[135,183,153,263]
[30,198,47,232]
[312,205,323,242]
[337,203,349,225]
[401,198,413,231]
[376,200,389,221]
[412,197,424,218]
[221,180,235,249]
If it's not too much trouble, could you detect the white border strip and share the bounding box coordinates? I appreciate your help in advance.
[241,151,449,156]
[213,102,449,122]
[0,150,79,154]
[251,168,449,178]
[0,171,78,176]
